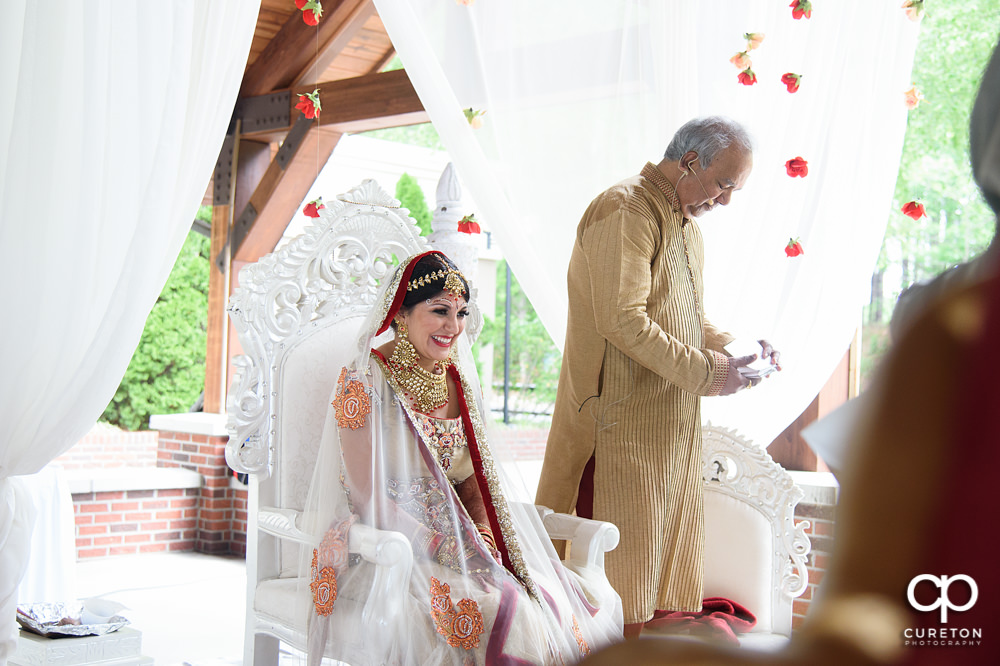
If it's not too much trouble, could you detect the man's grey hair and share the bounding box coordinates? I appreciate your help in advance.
[663,116,754,167]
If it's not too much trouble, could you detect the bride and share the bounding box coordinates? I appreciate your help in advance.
[301,250,623,665]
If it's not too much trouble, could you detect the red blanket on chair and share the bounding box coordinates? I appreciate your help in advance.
[644,597,757,645]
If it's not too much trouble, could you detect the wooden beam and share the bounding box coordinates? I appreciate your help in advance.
[242,0,367,97]
[232,127,343,264]
[293,0,377,87]
[235,139,272,216]
[292,68,426,129]
[367,49,397,75]
[239,68,428,139]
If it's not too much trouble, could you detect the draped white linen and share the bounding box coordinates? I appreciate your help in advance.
[0,1,259,661]
[374,0,919,448]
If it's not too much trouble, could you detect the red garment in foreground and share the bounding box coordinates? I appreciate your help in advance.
[644,597,756,645]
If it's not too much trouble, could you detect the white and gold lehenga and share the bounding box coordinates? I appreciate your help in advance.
[300,252,623,665]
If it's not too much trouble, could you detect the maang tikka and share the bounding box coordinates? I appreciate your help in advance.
[386,318,451,413]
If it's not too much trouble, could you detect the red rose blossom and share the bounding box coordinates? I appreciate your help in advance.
[303,198,325,218]
[737,68,757,86]
[785,237,804,257]
[298,0,323,25]
[790,0,812,19]
[781,72,802,93]
[295,89,322,119]
[901,201,926,219]
[457,214,481,234]
[785,157,809,177]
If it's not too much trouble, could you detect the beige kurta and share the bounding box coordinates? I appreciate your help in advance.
[536,163,734,624]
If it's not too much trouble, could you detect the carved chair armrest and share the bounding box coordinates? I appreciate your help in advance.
[534,505,620,573]
[259,508,413,632]
[347,523,413,631]
[258,507,313,543]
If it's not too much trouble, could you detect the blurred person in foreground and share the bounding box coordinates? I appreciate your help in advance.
[536,116,780,641]
[579,33,1000,666]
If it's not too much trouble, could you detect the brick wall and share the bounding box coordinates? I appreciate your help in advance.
[791,500,837,629]
[156,429,248,556]
[54,423,158,469]
[60,419,248,560]
[73,488,200,557]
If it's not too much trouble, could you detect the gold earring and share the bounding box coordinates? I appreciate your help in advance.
[392,319,419,368]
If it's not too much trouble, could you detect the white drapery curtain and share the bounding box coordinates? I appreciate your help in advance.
[374,0,919,448]
[0,1,259,661]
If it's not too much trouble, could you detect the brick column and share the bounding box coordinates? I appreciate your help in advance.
[787,472,839,631]
[150,413,248,556]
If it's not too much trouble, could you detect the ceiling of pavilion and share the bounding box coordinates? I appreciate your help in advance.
[207,0,426,265]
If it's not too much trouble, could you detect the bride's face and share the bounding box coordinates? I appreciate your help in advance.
[398,291,469,367]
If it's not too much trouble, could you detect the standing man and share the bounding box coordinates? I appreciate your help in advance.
[535,116,779,639]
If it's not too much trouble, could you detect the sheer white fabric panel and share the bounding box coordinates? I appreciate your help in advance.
[0,1,259,661]
[374,0,918,447]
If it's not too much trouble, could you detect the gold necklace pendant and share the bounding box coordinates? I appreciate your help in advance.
[387,334,451,413]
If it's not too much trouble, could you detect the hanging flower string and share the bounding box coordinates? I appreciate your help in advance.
[730,51,752,70]
[295,0,323,26]
[903,85,926,110]
[790,0,812,20]
[296,89,322,119]
[457,214,481,234]
[463,108,486,128]
[785,157,809,177]
[901,0,925,22]
[781,72,802,93]
[785,237,805,257]
[744,32,765,50]
[901,200,926,219]
[303,197,325,218]
[732,31,763,86]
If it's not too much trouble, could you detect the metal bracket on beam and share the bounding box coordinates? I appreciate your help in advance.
[275,115,314,169]
[213,132,237,206]
[229,203,260,264]
[235,91,291,134]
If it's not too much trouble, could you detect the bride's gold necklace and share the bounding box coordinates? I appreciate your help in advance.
[387,322,451,413]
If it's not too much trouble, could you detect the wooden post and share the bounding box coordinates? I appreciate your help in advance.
[204,123,241,414]
[204,202,232,414]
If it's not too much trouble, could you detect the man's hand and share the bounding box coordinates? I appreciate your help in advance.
[719,354,757,395]
[758,339,782,371]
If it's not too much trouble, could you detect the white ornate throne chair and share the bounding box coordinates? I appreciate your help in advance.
[225,180,621,665]
[699,424,811,650]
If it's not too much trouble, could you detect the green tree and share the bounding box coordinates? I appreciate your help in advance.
[875,1,1000,315]
[863,2,1000,386]
[478,261,562,422]
[395,172,433,235]
[365,123,445,151]
[102,216,211,430]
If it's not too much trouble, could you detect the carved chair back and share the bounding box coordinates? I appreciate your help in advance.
[226,180,427,578]
[701,424,811,638]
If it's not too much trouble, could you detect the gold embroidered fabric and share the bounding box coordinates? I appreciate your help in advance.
[412,413,473,481]
[572,615,591,656]
[310,550,337,616]
[429,577,485,650]
[332,367,372,430]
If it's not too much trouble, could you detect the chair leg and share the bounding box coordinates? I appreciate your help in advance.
[249,632,280,666]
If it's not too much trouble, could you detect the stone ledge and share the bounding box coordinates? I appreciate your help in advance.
[148,412,228,437]
[63,467,202,494]
[788,470,839,506]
